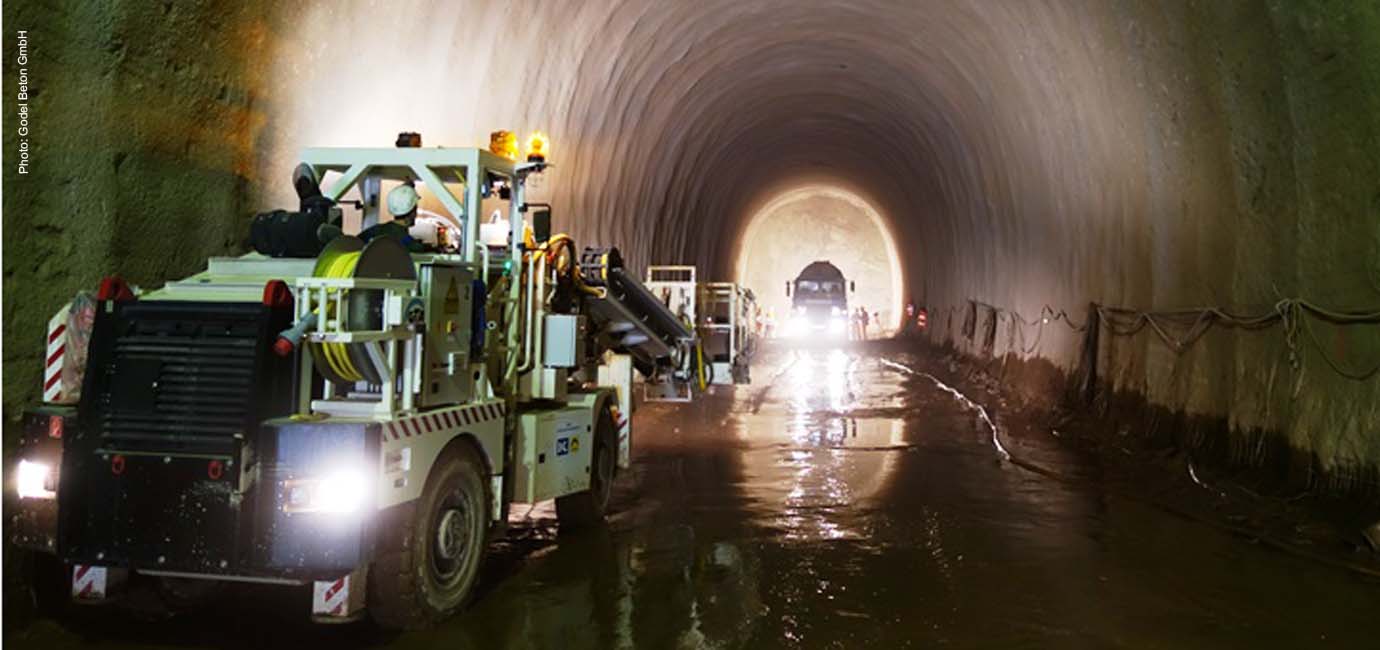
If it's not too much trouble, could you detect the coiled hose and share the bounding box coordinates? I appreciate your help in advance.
[315,250,365,382]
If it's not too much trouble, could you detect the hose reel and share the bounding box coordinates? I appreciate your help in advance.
[309,236,416,386]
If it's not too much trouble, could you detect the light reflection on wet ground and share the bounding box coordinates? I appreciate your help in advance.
[739,348,907,544]
[10,345,1380,649]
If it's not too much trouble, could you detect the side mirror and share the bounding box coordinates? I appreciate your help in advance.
[532,207,551,243]
[523,202,552,243]
[850,280,856,292]
[785,281,791,297]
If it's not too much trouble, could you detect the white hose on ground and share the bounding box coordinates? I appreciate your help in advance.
[878,358,1009,462]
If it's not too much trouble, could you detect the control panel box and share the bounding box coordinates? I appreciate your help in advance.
[420,262,474,407]
[513,403,596,503]
[543,314,585,368]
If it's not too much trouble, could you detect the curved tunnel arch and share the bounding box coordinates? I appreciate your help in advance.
[265,0,1124,330]
[249,0,1378,480]
[7,0,1377,487]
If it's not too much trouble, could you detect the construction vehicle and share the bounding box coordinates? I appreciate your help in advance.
[643,266,756,387]
[698,282,757,385]
[784,260,853,339]
[10,133,698,628]
[642,266,702,400]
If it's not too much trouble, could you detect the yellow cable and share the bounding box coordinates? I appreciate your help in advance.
[696,342,707,391]
[314,250,364,382]
[524,244,607,301]
[539,233,604,297]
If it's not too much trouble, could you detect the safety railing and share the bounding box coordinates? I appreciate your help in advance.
[292,276,420,417]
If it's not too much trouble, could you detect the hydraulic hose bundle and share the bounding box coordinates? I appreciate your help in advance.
[539,233,604,301]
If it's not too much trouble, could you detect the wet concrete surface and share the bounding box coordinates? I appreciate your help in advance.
[9,344,1380,648]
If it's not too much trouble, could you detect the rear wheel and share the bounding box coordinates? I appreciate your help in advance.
[369,445,489,629]
[23,553,68,618]
[556,405,617,528]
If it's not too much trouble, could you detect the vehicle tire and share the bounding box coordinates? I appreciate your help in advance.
[24,552,68,618]
[555,404,617,528]
[369,444,490,629]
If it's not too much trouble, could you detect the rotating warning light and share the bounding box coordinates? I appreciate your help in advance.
[489,130,518,160]
[525,131,549,162]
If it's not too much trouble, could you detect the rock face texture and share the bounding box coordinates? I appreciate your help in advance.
[2,0,280,452]
[4,1,1378,490]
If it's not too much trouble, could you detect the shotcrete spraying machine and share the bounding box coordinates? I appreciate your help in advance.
[11,134,697,628]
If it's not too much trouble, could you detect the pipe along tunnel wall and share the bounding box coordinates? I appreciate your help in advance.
[3,1,1379,495]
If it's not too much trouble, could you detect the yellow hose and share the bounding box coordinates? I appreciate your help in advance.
[316,250,364,382]
[540,233,604,297]
[696,341,707,391]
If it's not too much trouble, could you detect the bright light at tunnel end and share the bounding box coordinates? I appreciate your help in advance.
[735,185,906,333]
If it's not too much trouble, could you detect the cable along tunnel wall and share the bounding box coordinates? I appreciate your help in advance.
[938,296,1380,498]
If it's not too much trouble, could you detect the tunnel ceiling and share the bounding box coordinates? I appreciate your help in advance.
[266,0,1143,307]
[7,0,1379,483]
[251,0,1380,485]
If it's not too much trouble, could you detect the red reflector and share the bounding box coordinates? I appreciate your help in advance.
[272,337,295,357]
[96,276,135,302]
[208,460,224,480]
[111,455,126,476]
[262,280,293,309]
[48,415,64,439]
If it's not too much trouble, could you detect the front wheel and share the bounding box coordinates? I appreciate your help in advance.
[555,405,617,528]
[369,445,490,629]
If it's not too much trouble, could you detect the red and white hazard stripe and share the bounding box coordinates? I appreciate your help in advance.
[72,564,107,600]
[44,305,71,403]
[615,415,631,454]
[312,575,350,616]
[612,409,630,440]
[384,401,506,441]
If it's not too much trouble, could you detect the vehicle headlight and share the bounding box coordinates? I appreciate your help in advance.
[828,318,847,334]
[831,306,846,316]
[283,466,370,514]
[16,459,56,500]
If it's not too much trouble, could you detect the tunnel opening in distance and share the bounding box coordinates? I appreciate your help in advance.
[735,186,905,333]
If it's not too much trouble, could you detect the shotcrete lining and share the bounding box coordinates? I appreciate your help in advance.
[259,0,1378,482]
[268,0,1105,311]
[6,1,1377,485]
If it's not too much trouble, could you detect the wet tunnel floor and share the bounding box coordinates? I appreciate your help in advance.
[12,346,1380,649]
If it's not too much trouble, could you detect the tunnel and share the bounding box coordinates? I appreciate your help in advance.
[8,0,1377,490]
[4,0,1380,645]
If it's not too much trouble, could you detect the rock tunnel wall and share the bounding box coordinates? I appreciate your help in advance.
[4,1,1378,491]
[2,0,278,452]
